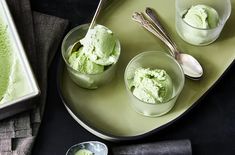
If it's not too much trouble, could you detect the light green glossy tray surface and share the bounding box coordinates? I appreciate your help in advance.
[60,0,235,138]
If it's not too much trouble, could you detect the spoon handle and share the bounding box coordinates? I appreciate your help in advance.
[145,8,178,52]
[132,12,175,56]
[89,0,107,30]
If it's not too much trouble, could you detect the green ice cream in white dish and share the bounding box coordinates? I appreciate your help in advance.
[130,68,173,104]
[0,18,31,104]
[0,20,15,103]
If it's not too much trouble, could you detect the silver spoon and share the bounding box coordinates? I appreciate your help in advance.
[145,8,203,80]
[69,0,107,53]
[132,11,203,80]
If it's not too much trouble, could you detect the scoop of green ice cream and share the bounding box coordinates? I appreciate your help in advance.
[131,68,173,104]
[183,5,219,29]
[68,47,104,74]
[80,25,120,66]
[180,4,220,45]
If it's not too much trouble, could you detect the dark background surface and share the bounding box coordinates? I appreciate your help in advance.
[31,0,235,154]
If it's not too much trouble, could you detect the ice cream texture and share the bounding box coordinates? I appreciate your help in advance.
[130,68,173,104]
[178,4,220,45]
[68,25,119,74]
[68,47,104,74]
[75,149,94,155]
[80,25,119,66]
[183,5,219,29]
[0,18,31,104]
[0,20,15,103]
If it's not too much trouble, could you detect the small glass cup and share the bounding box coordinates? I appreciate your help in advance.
[61,24,121,89]
[66,141,108,155]
[124,51,185,117]
[175,0,231,46]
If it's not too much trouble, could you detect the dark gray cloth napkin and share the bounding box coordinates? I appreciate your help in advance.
[112,139,192,155]
[0,0,68,154]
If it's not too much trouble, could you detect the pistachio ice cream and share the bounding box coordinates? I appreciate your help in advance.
[0,17,32,105]
[130,68,173,104]
[177,4,220,45]
[183,5,219,29]
[68,47,104,74]
[0,20,15,103]
[80,25,120,66]
[66,24,120,89]
[75,149,94,155]
[68,25,120,74]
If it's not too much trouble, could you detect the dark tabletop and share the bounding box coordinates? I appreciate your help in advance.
[31,0,235,154]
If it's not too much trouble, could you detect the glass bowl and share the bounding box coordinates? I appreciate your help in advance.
[66,141,108,155]
[124,51,185,117]
[175,0,231,46]
[61,24,121,89]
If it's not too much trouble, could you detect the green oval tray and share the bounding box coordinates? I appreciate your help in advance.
[58,0,235,141]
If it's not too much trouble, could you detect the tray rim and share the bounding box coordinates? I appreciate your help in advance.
[57,57,235,141]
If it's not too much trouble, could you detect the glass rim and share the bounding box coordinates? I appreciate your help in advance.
[124,51,185,105]
[61,23,121,76]
[175,0,231,31]
[65,141,108,155]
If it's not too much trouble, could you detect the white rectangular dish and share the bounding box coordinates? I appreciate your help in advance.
[0,0,39,120]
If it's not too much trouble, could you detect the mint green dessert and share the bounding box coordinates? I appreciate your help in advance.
[130,68,173,104]
[179,4,220,45]
[80,25,120,66]
[68,47,104,74]
[183,5,219,29]
[0,19,15,103]
[75,149,94,155]
[0,17,31,104]
[68,25,120,74]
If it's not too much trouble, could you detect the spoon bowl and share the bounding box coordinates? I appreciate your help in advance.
[176,53,203,80]
[69,40,81,54]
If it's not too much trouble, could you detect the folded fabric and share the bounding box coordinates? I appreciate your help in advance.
[0,0,69,154]
[0,113,31,139]
[112,139,192,155]
[0,139,11,152]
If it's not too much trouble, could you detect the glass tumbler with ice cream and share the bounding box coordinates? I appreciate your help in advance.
[62,24,121,89]
[175,0,231,46]
[124,51,185,117]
